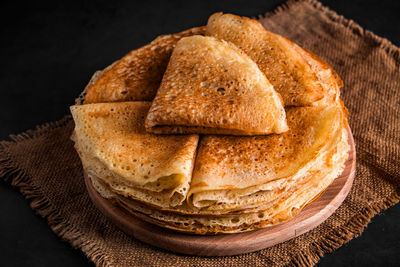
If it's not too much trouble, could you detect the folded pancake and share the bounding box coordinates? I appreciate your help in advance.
[82,27,205,104]
[206,13,342,106]
[75,13,350,234]
[145,35,288,135]
[88,127,349,234]
[188,104,348,210]
[70,102,199,207]
[86,106,349,230]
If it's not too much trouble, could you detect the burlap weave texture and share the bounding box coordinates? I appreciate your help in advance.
[1,0,399,266]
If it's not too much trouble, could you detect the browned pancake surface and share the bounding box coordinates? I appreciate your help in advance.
[84,27,205,103]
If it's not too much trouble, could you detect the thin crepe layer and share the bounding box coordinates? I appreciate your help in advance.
[188,104,346,209]
[206,13,342,106]
[190,128,349,212]
[145,35,288,135]
[89,126,348,217]
[89,132,348,234]
[83,27,205,104]
[81,151,191,207]
[71,102,199,206]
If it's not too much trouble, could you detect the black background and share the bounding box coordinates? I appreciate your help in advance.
[1,0,399,266]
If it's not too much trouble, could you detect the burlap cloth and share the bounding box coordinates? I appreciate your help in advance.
[1,0,399,266]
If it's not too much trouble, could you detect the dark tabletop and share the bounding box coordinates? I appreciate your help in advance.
[1,0,399,266]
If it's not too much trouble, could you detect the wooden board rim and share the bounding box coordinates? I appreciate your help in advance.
[84,128,356,256]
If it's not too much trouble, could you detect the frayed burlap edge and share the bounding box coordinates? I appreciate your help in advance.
[259,0,400,60]
[0,116,114,267]
[1,1,399,267]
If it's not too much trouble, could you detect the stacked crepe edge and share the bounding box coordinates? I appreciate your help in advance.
[70,13,351,235]
[72,105,349,234]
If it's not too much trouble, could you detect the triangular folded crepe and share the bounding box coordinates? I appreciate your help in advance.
[188,104,348,210]
[206,13,342,106]
[83,27,205,104]
[145,35,288,135]
[70,102,199,207]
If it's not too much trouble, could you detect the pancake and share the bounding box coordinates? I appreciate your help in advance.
[76,102,349,234]
[88,123,348,215]
[118,160,342,235]
[188,104,347,210]
[206,13,342,106]
[83,27,205,104]
[85,102,349,212]
[70,102,199,206]
[145,35,288,135]
[73,14,350,235]
[88,129,348,234]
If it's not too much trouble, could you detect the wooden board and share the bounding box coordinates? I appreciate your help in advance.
[84,128,356,256]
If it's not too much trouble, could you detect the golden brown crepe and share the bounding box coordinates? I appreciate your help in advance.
[145,35,288,135]
[83,27,205,104]
[83,101,349,234]
[70,102,199,207]
[206,13,342,106]
[88,126,348,234]
[71,13,350,235]
[77,102,349,233]
[188,104,347,210]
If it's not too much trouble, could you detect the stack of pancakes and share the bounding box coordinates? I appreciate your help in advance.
[71,13,350,234]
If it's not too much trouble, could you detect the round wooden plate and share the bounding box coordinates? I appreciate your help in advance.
[84,128,356,256]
